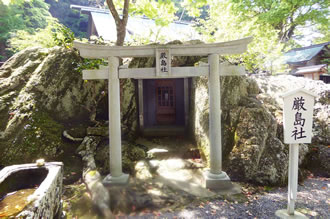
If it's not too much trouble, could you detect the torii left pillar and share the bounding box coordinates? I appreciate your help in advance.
[103,56,129,185]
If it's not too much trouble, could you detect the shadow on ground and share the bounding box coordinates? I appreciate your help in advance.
[62,137,242,218]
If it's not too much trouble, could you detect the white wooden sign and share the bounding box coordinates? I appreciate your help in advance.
[283,88,317,144]
[277,88,316,218]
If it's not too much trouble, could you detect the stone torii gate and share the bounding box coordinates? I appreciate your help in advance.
[74,37,252,189]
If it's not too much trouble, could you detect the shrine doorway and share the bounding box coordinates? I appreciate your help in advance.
[155,79,176,125]
[140,78,189,136]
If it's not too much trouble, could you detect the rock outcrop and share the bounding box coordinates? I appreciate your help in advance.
[0,46,139,167]
[0,46,107,165]
[254,75,330,178]
[191,75,329,185]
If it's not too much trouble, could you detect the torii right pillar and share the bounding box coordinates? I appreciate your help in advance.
[204,54,232,190]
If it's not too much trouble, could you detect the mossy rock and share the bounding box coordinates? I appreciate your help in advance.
[191,74,329,185]
[95,141,147,175]
[0,46,106,169]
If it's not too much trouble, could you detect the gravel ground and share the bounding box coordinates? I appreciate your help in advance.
[120,176,329,219]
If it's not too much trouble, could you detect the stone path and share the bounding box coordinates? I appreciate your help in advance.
[115,176,329,218]
[135,137,201,160]
[62,137,329,218]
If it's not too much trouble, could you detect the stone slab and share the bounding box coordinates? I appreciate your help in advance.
[203,170,232,190]
[156,176,216,198]
[275,209,308,219]
[212,182,242,195]
[103,173,129,185]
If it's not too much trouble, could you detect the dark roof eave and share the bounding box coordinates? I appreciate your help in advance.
[286,61,307,65]
[70,4,110,15]
[287,41,330,53]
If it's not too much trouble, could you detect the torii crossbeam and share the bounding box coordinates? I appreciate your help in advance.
[74,37,253,189]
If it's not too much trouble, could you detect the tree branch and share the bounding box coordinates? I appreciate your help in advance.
[106,0,121,24]
[122,0,130,26]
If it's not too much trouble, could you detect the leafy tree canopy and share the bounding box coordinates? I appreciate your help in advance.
[184,0,329,73]
[0,0,54,60]
[110,0,178,27]
[228,0,330,43]
[1,0,51,34]
[196,0,285,73]
[45,0,90,38]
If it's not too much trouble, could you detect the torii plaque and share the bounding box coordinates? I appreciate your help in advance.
[74,37,253,188]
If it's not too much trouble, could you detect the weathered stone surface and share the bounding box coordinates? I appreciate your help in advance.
[135,160,153,180]
[0,162,63,219]
[0,46,106,166]
[87,126,108,137]
[253,75,330,146]
[191,75,329,185]
[95,140,147,175]
[120,79,138,139]
[77,136,113,218]
[253,75,330,177]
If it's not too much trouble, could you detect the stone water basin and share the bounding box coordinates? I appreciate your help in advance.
[0,162,63,218]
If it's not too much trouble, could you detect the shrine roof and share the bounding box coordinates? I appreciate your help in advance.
[283,42,330,64]
[71,5,200,42]
[295,64,327,74]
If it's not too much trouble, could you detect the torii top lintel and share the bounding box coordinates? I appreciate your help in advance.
[73,37,253,59]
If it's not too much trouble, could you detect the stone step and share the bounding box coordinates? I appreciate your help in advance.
[142,126,185,137]
[147,148,201,160]
[136,137,201,160]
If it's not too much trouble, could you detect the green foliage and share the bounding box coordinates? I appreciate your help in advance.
[197,0,285,73]
[52,23,75,48]
[4,0,51,33]
[228,0,330,42]
[129,28,168,45]
[0,0,54,59]
[8,18,76,52]
[115,0,178,26]
[314,24,330,44]
[180,0,207,18]
[74,58,107,73]
[0,1,23,42]
[45,0,90,38]
[9,18,55,52]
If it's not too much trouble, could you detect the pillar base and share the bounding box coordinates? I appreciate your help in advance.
[103,173,129,185]
[203,170,232,190]
[275,209,308,219]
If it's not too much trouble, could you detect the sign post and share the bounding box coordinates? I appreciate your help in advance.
[276,88,317,219]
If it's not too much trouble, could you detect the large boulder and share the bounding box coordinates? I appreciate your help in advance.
[191,74,329,185]
[0,46,139,167]
[254,75,330,177]
[0,46,106,166]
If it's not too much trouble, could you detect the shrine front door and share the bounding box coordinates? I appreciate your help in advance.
[155,79,176,125]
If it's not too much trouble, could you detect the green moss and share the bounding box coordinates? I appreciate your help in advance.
[122,144,146,174]
[1,110,66,164]
[23,111,63,155]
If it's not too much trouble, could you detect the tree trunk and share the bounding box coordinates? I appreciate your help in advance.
[106,0,130,46]
[116,22,126,46]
